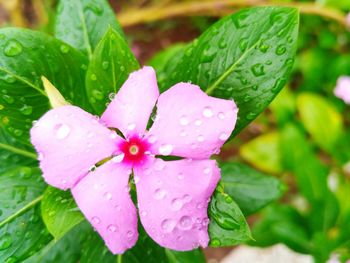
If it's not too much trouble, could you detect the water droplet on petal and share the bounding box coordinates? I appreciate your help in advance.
[108,93,115,100]
[127,123,136,131]
[179,216,192,230]
[197,135,204,142]
[180,130,187,137]
[127,230,134,237]
[179,115,189,126]
[202,107,213,118]
[171,198,183,211]
[159,144,173,156]
[219,132,229,141]
[203,167,211,175]
[92,216,100,224]
[140,210,147,217]
[217,112,225,120]
[107,224,118,232]
[103,192,112,201]
[177,172,184,180]
[154,188,167,200]
[115,205,121,211]
[112,153,125,163]
[55,124,71,139]
[148,134,157,143]
[161,219,177,233]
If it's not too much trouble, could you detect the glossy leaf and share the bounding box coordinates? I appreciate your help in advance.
[148,43,187,86]
[165,249,206,263]
[0,167,51,262]
[239,132,283,174]
[0,28,89,164]
[220,162,285,215]
[41,187,84,239]
[86,27,139,114]
[162,7,299,137]
[208,189,252,247]
[55,0,124,58]
[297,92,343,152]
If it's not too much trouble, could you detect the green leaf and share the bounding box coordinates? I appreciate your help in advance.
[162,7,299,137]
[165,249,205,263]
[208,189,252,247]
[23,223,87,263]
[55,0,124,58]
[239,132,282,174]
[0,167,52,262]
[0,28,89,164]
[251,205,312,254]
[269,86,296,125]
[41,187,84,239]
[296,92,343,152]
[220,162,285,215]
[86,27,139,114]
[148,43,187,87]
[280,123,329,202]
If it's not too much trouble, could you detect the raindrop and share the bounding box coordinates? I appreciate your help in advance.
[159,144,173,156]
[179,216,192,230]
[246,112,257,120]
[108,93,115,100]
[203,167,211,175]
[112,153,125,163]
[103,192,112,201]
[276,45,286,55]
[202,107,213,118]
[140,210,147,217]
[219,132,229,141]
[109,131,117,139]
[154,188,167,200]
[148,134,157,143]
[92,216,101,224]
[134,175,140,184]
[120,66,125,72]
[180,130,187,137]
[154,159,166,171]
[127,123,136,131]
[179,115,189,126]
[194,119,202,126]
[90,74,97,81]
[102,61,110,70]
[177,172,184,180]
[55,124,71,139]
[4,40,22,57]
[14,129,23,137]
[107,224,118,232]
[92,89,103,100]
[60,45,70,54]
[251,63,265,77]
[115,205,121,212]
[202,218,210,226]
[161,219,177,233]
[2,95,14,104]
[20,104,33,115]
[211,238,221,247]
[218,38,227,49]
[171,198,183,211]
[197,135,204,142]
[238,38,248,52]
[0,233,12,250]
[225,195,233,203]
[217,112,225,120]
[127,230,134,237]
[3,74,16,84]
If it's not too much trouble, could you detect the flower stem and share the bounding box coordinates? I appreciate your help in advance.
[117,0,347,27]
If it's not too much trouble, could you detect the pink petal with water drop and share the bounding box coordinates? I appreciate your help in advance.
[30,105,121,190]
[72,161,138,254]
[134,157,220,251]
[101,66,159,138]
[146,83,238,159]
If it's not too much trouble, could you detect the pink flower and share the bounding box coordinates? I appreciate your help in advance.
[30,67,238,254]
[334,76,350,104]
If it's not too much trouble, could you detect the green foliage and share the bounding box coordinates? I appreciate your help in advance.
[86,27,139,114]
[162,7,299,137]
[55,0,124,58]
[220,162,285,215]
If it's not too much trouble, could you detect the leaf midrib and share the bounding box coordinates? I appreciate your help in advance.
[77,0,93,59]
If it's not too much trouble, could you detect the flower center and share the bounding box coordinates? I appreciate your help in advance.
[129,145,139,155]
[118,136,150,166]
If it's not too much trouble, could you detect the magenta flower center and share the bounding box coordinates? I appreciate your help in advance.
[119,136,150,165]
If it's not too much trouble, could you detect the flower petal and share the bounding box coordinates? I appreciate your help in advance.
[146,83,238,159]
[30,105,121,190]
[334,76,350,104]
[72,161,138,254]
[101,66,159,138]
[135,158,220,251]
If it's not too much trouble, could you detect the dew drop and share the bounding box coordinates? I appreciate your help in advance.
[202,107,213,118]
[112,153,125,163]
[217,112,225,120]
[55,124,71,139]
[154,159,166,171]
[159,144,173,156]
[203,167,211,175]
[4,40,22,57]
[90,74,97,81]
[0,233,12,250]
[211,238,221,247]
[20,104,33,115]
[140,210,147,217]
[108,93,115,100]
[92,216,100,224]
[60,45,70,54]
[251,63,265,77]
[179,115,189,126]
[148,134,157,143]
[3,95,14,104]
[161,219,177,233]
[276,44,286,55]
[194,119,202,126]
[102,61,110,70]
[154,188,167,200]
[171,198,183,211]
[127,230,134,237]
[197,135,204,142]
[177,172,184,180]
[219,132,229,141]
[107,224,118,232]
[238,38,248,52]
[179,216,192,230]
[180,130,187,137]
[103,192,112,201]
[127,123,136,131]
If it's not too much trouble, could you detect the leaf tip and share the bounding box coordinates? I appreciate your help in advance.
[41,76,70,108]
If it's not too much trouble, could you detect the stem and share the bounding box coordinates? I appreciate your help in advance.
[117,255,122,263]
[0,195,43,228]
[117,0,347,27]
